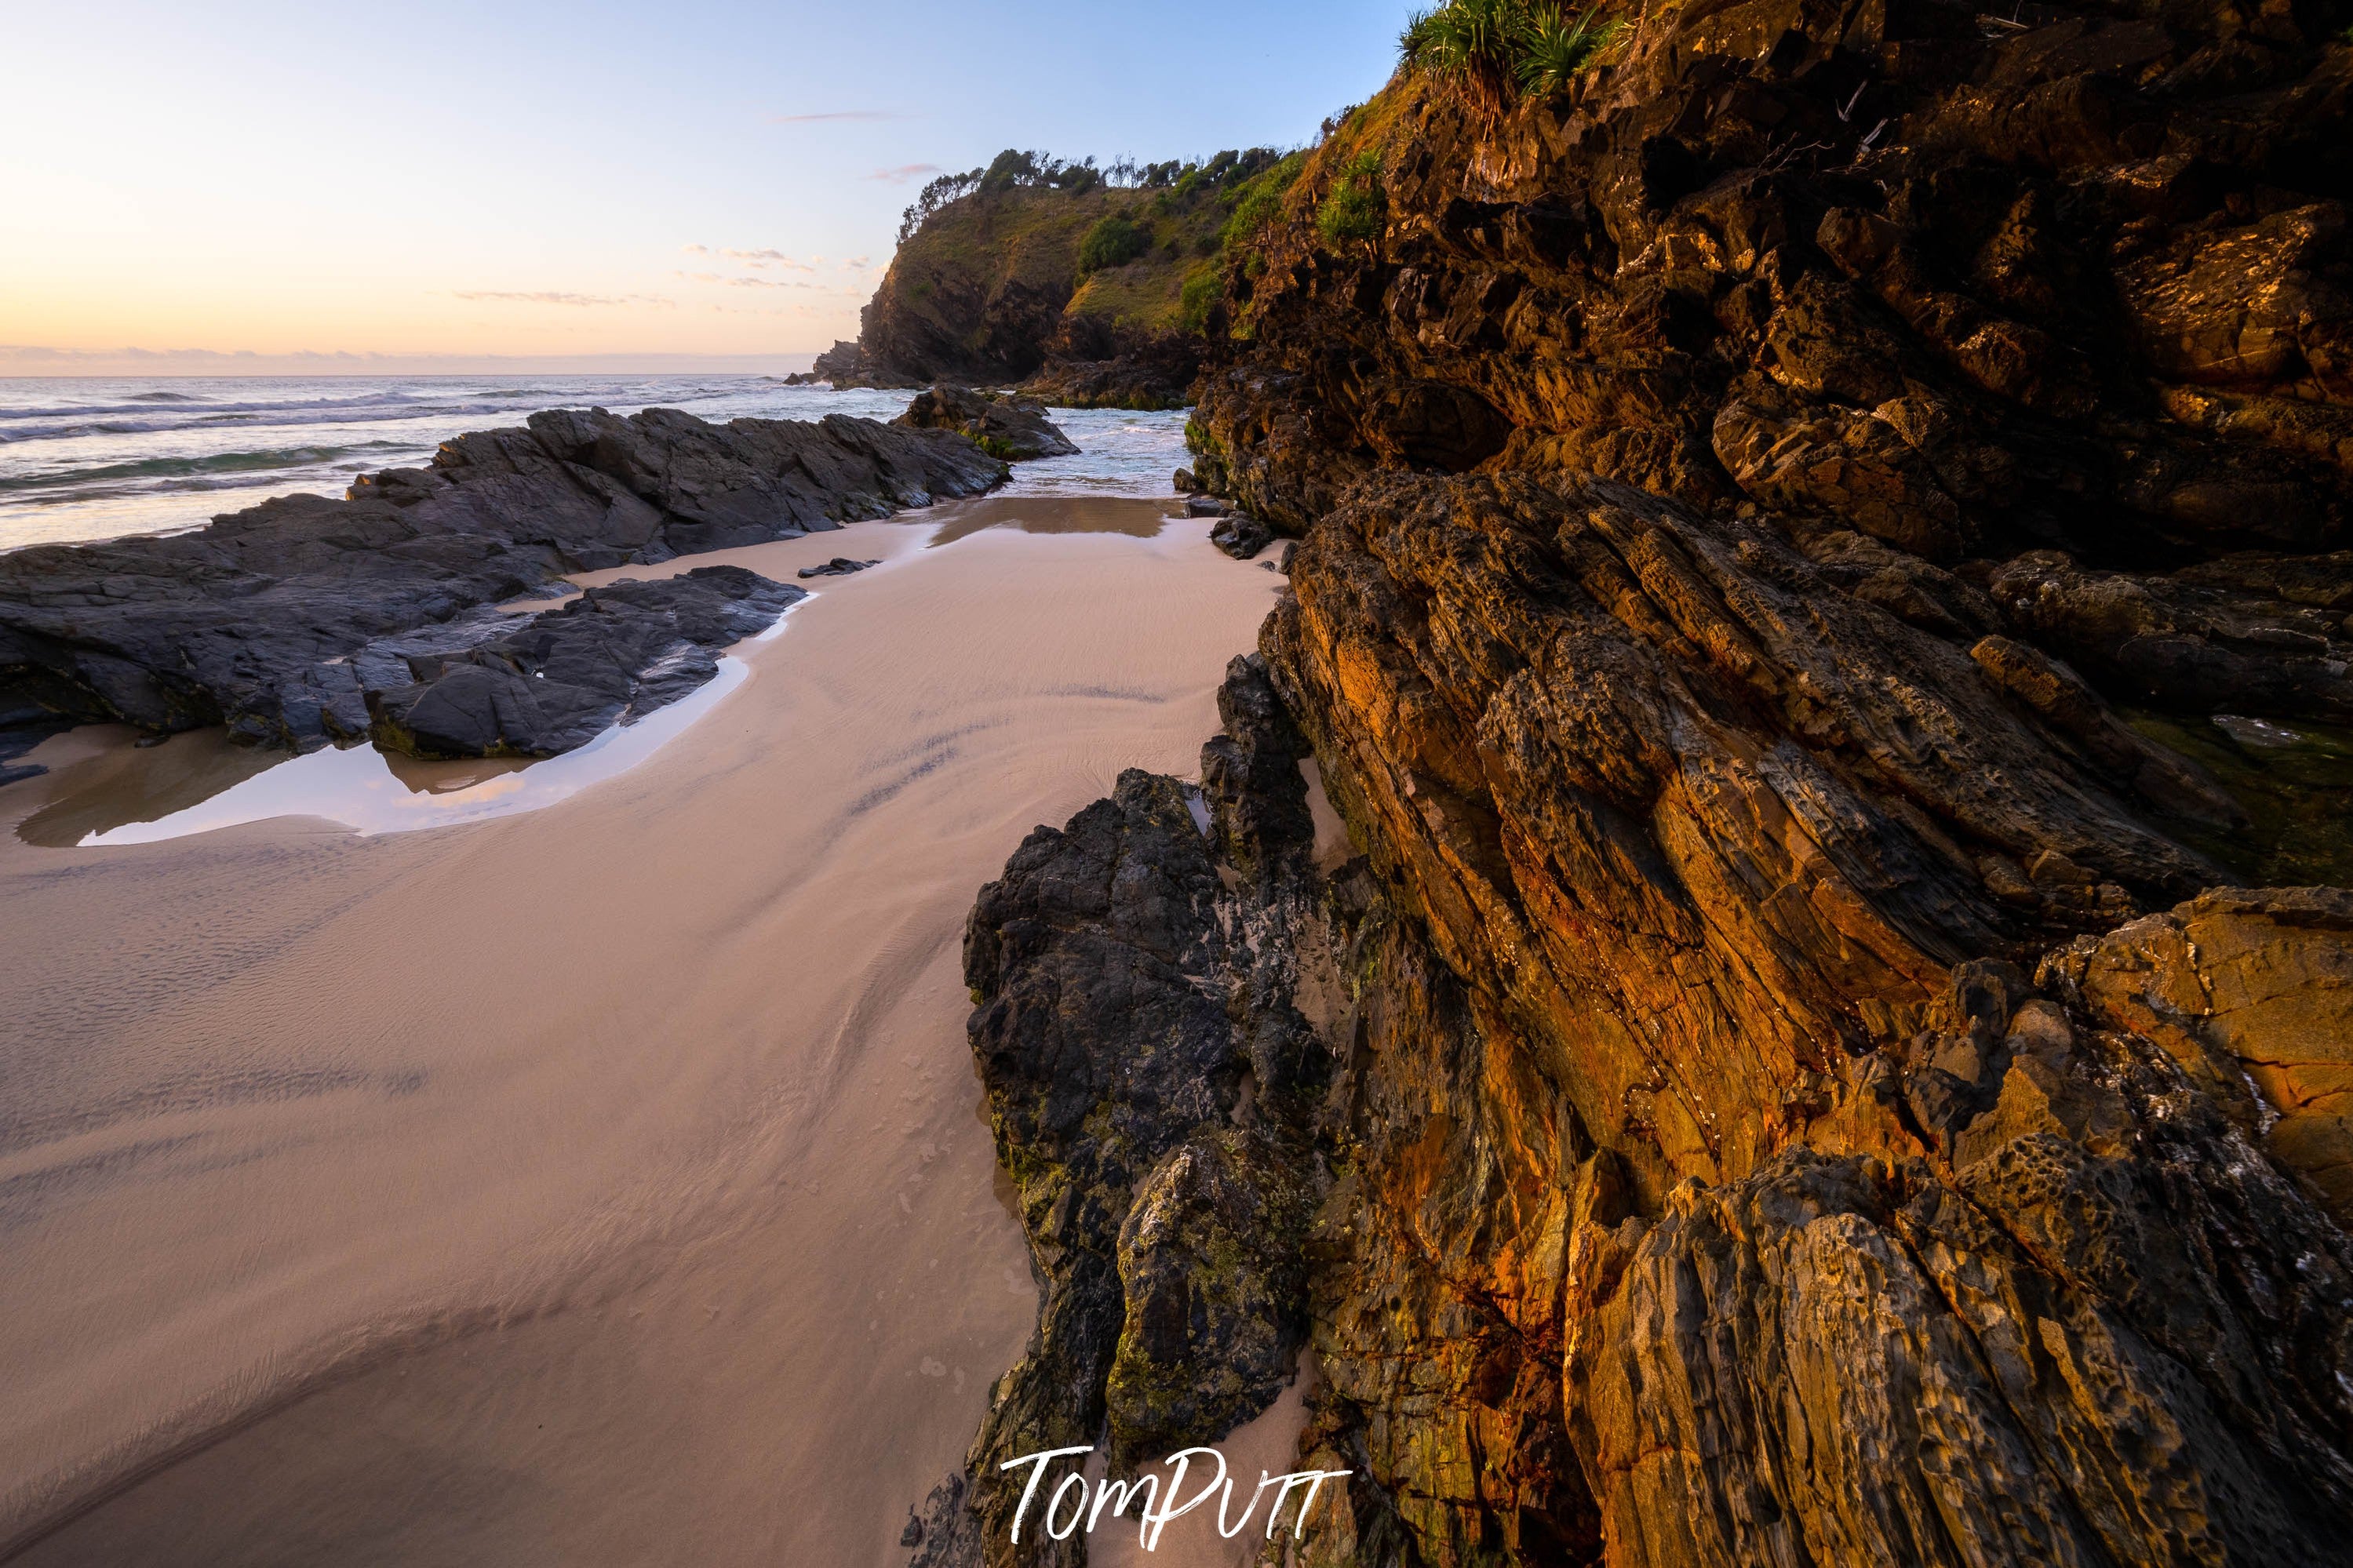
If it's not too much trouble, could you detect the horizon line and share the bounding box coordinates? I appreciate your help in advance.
[0,350,835,379]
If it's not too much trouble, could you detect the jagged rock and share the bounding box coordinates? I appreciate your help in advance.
[1989,551,2353,722]
[900,1472,982,1568]
[1209,512,1273,561]
[797,558,878,579]
[2053,886,2353,1221]
[1567,1134,2353,1566]
[365,566,798,759]
[895,386,1078,461]
[803,338,920,391]
[1019,350,1197,413]
[950,657,1330,1564]
[1105,1126,1311,1470]
[0,407,1002,760]
[931,0,2353,1558]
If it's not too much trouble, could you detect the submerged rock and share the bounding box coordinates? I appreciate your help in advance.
[894,387,1077,462]
[0,406,1003,761]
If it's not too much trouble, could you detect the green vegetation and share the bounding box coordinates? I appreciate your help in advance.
[1078,215,1151,275]
[1401,0,1623,110]
[884,145,1308,347]
[1218,151,1309,253]
[1316,151,1387,247]
[1178,266,1222,335]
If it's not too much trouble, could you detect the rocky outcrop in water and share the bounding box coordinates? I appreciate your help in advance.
[1019,337,1202,413]
[896,387,1080,461]
[923,0,2353,1558]
[798,339,921,391]
[0,407,1004,772]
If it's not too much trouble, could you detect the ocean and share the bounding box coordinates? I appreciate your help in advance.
[0,374,1193,551]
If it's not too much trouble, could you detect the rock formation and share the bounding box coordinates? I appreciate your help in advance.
[366,566,800,760]
[896,387,1080,461]
[798,557,880,579]
[798,339,920,391]
[838,148,1307,409]
[926,0,2353,1560]
[0,406,1004,772]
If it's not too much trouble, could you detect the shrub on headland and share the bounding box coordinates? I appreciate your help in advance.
[1079,215,1151,275]
[1401,0,1623,111]
[1315,151,1386,249]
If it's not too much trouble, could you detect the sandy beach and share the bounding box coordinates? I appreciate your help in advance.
[0,498,1290,1566]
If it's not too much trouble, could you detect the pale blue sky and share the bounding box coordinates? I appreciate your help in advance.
[0,2,1411,369]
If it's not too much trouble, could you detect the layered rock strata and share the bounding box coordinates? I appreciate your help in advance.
[0,407,1004,769]
[926,0,2353,1559]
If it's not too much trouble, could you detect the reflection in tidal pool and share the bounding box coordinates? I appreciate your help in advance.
[23,657,750,847]
[925,497,1173,548]
[12,501,1186,850]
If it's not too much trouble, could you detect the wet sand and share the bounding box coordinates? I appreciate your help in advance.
[0,499,1290,1566]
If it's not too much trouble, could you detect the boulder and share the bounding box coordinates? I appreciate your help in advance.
[894,386,1077,461]
[1207,511,1273,561]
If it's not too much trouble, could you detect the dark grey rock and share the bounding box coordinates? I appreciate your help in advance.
[0,407,1003,761]
[366,566,800,759]
[1208,511,1273,561]
[900,1471,982,1568]
[949,656,1331,1552]
[810,339,920,391]
[797,558,879,580]
[0,763,44,789]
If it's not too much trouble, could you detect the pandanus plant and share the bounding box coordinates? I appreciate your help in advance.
[1401,0,1623,113]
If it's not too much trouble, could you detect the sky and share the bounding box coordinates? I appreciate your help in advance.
[0,1,1411,374]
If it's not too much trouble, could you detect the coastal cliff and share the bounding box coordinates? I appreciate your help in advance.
[831,149,1307,409]
[934,0,2353,1560]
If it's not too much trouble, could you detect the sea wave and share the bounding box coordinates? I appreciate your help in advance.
[0,389,421,424]
[0,442,412,495]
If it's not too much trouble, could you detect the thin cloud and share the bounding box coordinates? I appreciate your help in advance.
[768,109,905,124]
[451,289,664,307]
[676,271,819,289]
[867,164,942,184]
[681,245,817,271]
